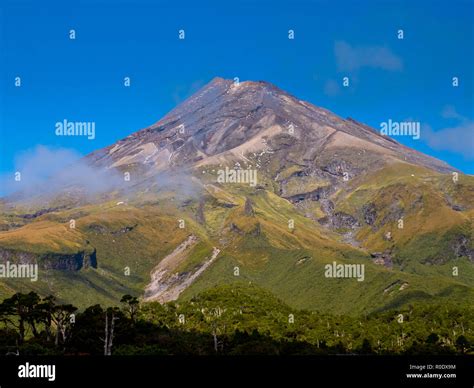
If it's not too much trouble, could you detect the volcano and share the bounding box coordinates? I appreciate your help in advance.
[89,77,455,176]
[0,78,472,314]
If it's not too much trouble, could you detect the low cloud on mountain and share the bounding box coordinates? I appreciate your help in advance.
[0,145,125,199]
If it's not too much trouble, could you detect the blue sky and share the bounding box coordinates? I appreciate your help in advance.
[1,0,473,181]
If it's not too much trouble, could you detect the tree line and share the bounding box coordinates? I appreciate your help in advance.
[0,285,472,356]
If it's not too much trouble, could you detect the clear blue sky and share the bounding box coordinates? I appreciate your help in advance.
[1,0,473,178]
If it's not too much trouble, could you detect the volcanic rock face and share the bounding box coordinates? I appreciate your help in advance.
[0,248,97,271]
[88,77,455,181]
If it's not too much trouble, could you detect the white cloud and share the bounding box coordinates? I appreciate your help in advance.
[422,122,474,159]
[441,105,466,121]
[334,41,403,72]
[1,145,124,198]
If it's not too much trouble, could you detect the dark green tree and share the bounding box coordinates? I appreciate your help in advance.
[120,295,139,323]
[426,333,439,345]
[455,335,470,354]
[1,292,41,343]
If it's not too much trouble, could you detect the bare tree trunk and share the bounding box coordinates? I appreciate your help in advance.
[107,313,116,356]
[104,313,108,356]
[212,330,218,353]
[102,311,118,356]
[55,324,60,347]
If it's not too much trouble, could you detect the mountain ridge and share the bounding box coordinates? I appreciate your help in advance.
[87,77,457,177]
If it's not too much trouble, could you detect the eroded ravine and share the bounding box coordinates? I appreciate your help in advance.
[144,235,220,303]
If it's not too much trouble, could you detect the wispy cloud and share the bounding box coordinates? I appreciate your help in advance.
[0,145,124,199]
[0,145,203,203]
[422,108,474,159]
[441,105,465,121]
[334,41,403,72]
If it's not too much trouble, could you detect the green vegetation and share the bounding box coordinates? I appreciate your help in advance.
[1,284,472,356]
[0,163,472,316]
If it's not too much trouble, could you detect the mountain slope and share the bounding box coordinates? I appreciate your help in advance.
[88,77,456,188]
[0,77,472,314]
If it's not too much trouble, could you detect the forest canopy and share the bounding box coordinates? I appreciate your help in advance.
[0,284,472,356]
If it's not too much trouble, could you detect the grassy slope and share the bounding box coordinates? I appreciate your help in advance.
[0,198,215,307]
[183,167,474,313]
[334,163,473,264]
[0,163,473,314]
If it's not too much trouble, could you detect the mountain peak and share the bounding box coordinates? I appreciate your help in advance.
[89,77,456,175]
[208,76,230,85]
[204,77,286,95]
